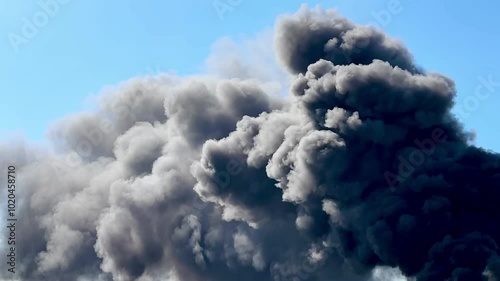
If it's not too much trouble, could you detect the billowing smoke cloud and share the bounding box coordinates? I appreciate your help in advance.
[1,4,499,281]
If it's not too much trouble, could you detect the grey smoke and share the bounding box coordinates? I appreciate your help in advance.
[1,4,500,281]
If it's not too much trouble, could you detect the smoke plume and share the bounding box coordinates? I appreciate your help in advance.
[1,5,499,281]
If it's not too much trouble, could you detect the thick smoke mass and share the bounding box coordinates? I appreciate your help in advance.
[2,5,500,281]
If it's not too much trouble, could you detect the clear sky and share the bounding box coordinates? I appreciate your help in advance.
[1,0,499,151]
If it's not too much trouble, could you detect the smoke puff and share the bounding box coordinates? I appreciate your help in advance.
[2,4,500,281]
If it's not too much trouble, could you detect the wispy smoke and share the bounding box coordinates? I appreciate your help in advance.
[1,5,499,281]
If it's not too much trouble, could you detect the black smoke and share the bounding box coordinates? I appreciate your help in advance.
[1,4,499,281]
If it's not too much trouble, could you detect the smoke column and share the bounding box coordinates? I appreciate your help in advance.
[1,5,499,281]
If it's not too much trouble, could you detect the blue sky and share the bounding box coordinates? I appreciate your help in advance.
[1,0,499,151]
